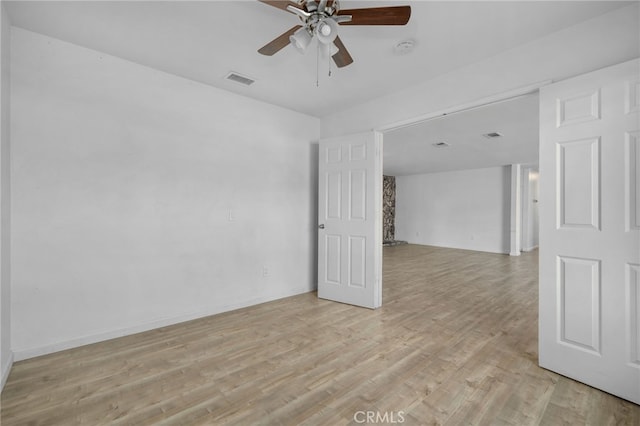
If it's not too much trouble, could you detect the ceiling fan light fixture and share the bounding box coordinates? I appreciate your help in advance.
[320,42,339,58]
[305,0,318,12]
[316,18,338,45]
[289,27,312,54]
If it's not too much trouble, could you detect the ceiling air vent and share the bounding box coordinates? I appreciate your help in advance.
[432,142,450,148]
[225,72,255,86]
[483,132,502,139]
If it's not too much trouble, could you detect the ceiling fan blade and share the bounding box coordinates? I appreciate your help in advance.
[258,25,302,56]
[332,36,353,68]
[337,5,411,25]
[258,1,301,13]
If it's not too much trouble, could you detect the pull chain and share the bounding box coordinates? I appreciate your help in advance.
[316,41,320,87]
[316,42,334,86]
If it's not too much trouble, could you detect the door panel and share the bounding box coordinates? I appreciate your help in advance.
[557,137,600,229]
[628,263,640,366]
[557,256,600,353]
[539,58,640,404]
[627,131,640,230]
[318,132,382,309]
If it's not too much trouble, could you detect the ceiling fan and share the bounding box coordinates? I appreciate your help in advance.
[258,0,411,68]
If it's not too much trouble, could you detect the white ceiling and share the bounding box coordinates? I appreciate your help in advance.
[5,1,632,118]
[383,93,539,175]
[4,1,634,176]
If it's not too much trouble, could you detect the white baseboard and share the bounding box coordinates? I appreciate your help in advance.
[407,241,509,255]
[522,245,539,252]
[13,285,313,361]
[1,350,14,391]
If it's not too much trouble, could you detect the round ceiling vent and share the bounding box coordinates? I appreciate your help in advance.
[394,39,416,55]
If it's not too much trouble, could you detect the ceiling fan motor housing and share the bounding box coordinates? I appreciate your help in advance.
[289,0,342,39]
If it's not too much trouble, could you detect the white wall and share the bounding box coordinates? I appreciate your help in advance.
[0,1,12,389]
[395,167,511,254]
[11,28,319,360]
[321,4,639,138]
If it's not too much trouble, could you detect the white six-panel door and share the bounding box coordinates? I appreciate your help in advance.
[539,58,640,403]
[317,132,382,309]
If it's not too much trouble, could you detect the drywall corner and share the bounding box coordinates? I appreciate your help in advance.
[0,0,12,393]
[1,349,13,390]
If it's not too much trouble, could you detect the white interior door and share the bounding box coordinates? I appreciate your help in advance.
[317,131,382,309]
[539,58,640,403]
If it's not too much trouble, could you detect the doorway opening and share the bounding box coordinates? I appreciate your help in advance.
[380,92,540,257]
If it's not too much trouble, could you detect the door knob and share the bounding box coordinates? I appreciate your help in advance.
[318,224,325,229]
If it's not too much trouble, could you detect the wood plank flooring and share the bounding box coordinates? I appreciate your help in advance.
[2,244,639,425]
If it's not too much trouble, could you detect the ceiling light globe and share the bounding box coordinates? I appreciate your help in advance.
[316,18,338,45]
[289,27,312,54]
[320,23,331,36]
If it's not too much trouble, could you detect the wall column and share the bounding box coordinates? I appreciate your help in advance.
[510,164,522,256]
[383,175,396,242]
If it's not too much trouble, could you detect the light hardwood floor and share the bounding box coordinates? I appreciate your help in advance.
[2,244,639,425]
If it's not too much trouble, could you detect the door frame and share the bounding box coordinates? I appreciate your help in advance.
[375,82,550,250]
[370,79,551,302]
[376,80,551,134]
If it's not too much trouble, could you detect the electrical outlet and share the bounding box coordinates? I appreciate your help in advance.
[262,265,270,277]
[228,209,235,222]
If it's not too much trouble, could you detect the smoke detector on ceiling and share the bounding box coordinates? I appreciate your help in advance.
[394,39,416,55]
